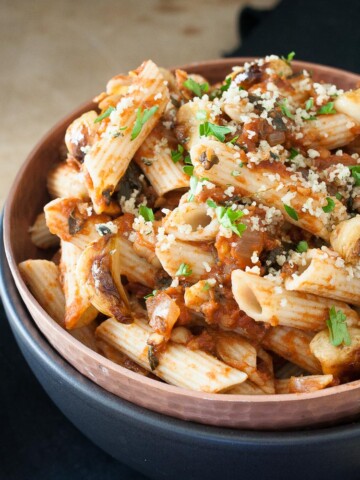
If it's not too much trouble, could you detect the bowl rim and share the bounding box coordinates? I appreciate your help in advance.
[3,219,360,442]
[4,57,360,408]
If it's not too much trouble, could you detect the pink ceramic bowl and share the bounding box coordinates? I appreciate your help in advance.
[4,58,360,430]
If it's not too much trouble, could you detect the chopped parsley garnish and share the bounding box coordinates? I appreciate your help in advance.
[296,241,308,253]
[231,170,241,177]
[278,98,294,120]
[208,201,246,237]
[281,51,295,64]
[94,106,115,123]
[199,122,233,142]
[183,78,209,97]
[283,204,299,221]
[270,151,279,160]
[144,290,157,299]
[139,205,155,222]
[327,307,351,347]
[206,199,217,208]
[183,165,194,176]
[289,147,300,160]
[171,144,184,163]
[349,165,360,186]
[322,197,335,213]
[220,76,232,92]
[175,263,192,277]
[317,102,337,115]
[131,106,159,141]
[188,175,199,201]
[335,192,343,201]
[228,135,239,145]
[305,98,314,111]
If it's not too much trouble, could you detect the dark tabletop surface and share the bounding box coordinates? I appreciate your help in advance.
[2,1,360,478]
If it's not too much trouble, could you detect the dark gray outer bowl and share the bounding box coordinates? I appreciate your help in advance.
[1,220,360,479]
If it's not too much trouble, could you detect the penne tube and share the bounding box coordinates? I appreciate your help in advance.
[262,326,321,374]
[29,212,59,249]
[18,260,65,326]
[232,270,359,331]
[310,327,360,379]
[44,197,111,249]
[301,113,357,150]
[191,139,347,240]
[155,237,215,281]
[47,162,89,200]
[134,123,189,196]
[330,215,360,264]
[117,235,158,287]
[175,99,212,151]
[96,317,247,392]
[83,60,170,213]
[334,88,360,124]
[96,339,149,376]
[285,249,360,306]
[60,241,98,329]
[288,374,334,393]
[216,333,275,394]
[163,202,219,242]
[227,381,267,395]
[64,110,99,161]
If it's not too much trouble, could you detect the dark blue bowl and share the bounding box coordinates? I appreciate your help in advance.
[2,219,360,480]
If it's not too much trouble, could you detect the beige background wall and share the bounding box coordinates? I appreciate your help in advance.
[0,0,276,207]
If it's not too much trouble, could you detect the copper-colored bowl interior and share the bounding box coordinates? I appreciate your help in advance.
[4,58,360,431]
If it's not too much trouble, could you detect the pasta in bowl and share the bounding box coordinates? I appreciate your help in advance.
[5,55,360,430]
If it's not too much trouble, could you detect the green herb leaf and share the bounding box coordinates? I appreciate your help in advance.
[183,165,194,176]
[215,206,247,237]
[131,106,159,141]
[231,170,241,177]
[317,102,337,115]
[94,106,115,123]
[175,263,192,277]
[327,306,351,347]
[183,78,209,97]
[227,135,239,146]
[305,98,314,111]
[199,121,233,142]
[349,165,360,186]
[283,204,299,221]
[139,205,155,222]
[335,192,343,201]
[296,241,308,253]
[188,175,199,201]
[322,197,335,213]
[278,99,294,119]
[206,199,217,208]
[220,76,232,92]
[171,144,184,163]
[289,148,300,160]
[281,51,296,64]
[144,290,157,299]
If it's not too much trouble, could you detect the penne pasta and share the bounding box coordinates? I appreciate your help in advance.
[83,60,170,213]
[47,162,89,200]
[191,139,347,241]
[302,113,358,150]
[96,317,247,392]
[334,88,360,124]
[60,240,98,329]
[18,260,65,326]
[133,123,189,196]
[29,212,59,249]
[232,270,359,331]
[285,248,360,306]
